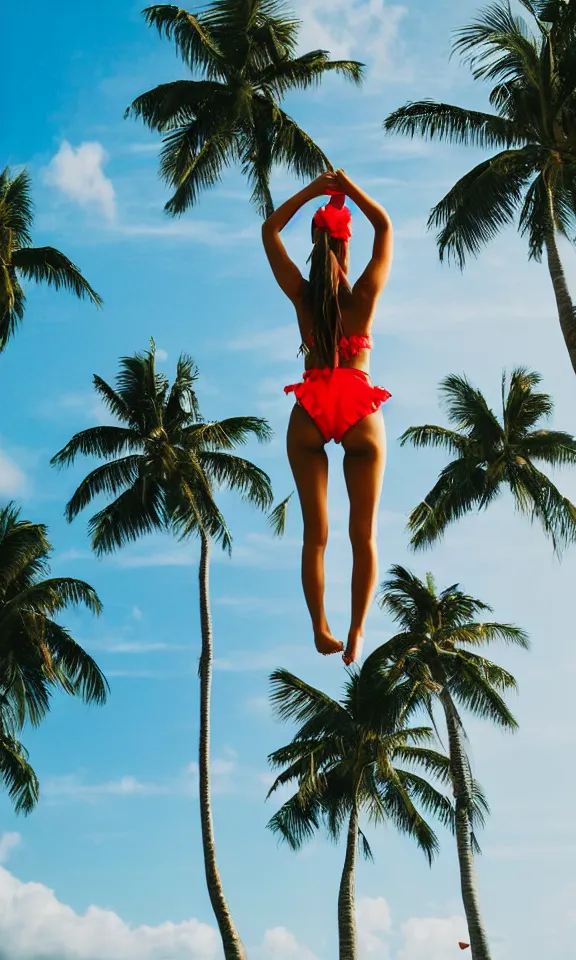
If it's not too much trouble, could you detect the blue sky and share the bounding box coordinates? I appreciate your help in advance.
[2,1,576,958]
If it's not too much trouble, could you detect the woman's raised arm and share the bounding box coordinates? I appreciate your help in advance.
[333,170,393,300]
[261,172,337,302]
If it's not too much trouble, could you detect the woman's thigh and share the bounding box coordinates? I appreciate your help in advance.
[341,410,387,539]
[286,404,329,544]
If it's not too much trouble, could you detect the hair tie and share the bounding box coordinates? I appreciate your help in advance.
[313,192,352,241]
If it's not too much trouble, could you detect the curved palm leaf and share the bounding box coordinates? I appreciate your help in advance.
[11,247,102,306]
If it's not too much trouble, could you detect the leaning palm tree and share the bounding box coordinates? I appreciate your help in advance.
[368,564,527,960]
[400,367,576,553]
[0,503,108,814]
[267,667,464,960]
[126,1,363,217]
[0,167,102,352]
[51,342,273,960]
[383,0,576,374]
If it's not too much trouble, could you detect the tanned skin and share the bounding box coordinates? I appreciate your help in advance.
[262,170,393,664]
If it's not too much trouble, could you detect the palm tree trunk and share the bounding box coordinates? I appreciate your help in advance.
[442,692,492,960]
[198,533,247,960]
[544,189,576,376]
[337,804,359,960]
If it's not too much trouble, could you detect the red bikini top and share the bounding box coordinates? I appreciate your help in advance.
[304,333,372,360]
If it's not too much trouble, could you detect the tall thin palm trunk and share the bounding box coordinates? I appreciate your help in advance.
[337,803,359,960]
[544,189,576,376]
[441,691,492,960]
[198,533,247,960]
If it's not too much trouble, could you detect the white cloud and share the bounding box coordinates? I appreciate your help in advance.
[293,0,410,84]
[37,391,111,425]
[43,774,170,803]
[45,141,117,221]
[0,866,220,960]
[397,915,470,960]
[258,927,320,960]
[357,897,392,956]
[98,641,186,654]
[0,449,28,496]
[132,606,143,621]
[0,833,21,865]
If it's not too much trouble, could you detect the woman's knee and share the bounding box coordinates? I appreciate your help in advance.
[349,524,377,554]
[303,522,329,551]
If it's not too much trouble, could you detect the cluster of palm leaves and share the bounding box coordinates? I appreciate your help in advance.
[2,4,576,960]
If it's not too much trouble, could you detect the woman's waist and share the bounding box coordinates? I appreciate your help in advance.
[300,365,372,382]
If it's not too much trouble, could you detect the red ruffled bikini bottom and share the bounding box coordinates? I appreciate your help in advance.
[284,367,391,444]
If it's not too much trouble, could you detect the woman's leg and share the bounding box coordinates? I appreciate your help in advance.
[341,409,387,664]
[287,403,343,655]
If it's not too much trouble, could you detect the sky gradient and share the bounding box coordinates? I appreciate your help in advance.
[2,1,576,958]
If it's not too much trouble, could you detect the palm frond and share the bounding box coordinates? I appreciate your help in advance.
[269,669,350,731]
[185,417,273,451]
[428,148,538,267]
[398,424,469,455]
[87,477,167,555]
[383,100,524,147]
[63,456,144,522]
[453,2,541,84]
[407,458,491,551]
[198,451,273,510]
[0,506,51,592]
[160,125,237,215]
[522,428,576,465]
[270,106,333,178]
[508,461,576,553]
[259,51,364,97]
[502,366,553,437]
[0,167,34,246]
[0,736,39,815]
[44,622,109,705]
[50,426,141,469]
[126,79,230,131]
[12,247,102,306]
[141,5,225,77]
[267,492,293,538]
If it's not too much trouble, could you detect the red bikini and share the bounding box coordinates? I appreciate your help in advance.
[284,334,391,444]
[284,192,391,443]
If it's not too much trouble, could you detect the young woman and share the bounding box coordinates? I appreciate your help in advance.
[262,169,393,665]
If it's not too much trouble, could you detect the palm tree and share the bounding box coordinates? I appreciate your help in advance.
[383,0,576,374]
[369,564,527,960]
[126,1,363,217]
[400,367,576,553]
[50,342,273,960]
[0,503,108,814]
[0,167,102,352]
[266,667,464,960]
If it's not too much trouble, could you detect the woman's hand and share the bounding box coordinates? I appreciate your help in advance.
[307,171,338,197]
[333,169,354,194]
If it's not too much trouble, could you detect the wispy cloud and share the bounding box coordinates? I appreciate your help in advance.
[43,774,171,802]
[0,449,28,497]
[293,0,411,86]
[0,833,21,865]
[44,141,117,221]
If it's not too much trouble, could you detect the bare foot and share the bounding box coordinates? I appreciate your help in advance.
[342,631,364,666]
[314,631,345,656]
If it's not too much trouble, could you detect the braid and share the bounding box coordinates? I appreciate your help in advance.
[307,226,347,368]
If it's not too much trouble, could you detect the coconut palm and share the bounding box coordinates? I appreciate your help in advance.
[383,0,576,374]
[0,503,108,814]
[50,342,273,960]
[400,367,576,553]
[0,167,102,352]
[126,1,363,217]
[369,564,527,960]
[266,667,464,960]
